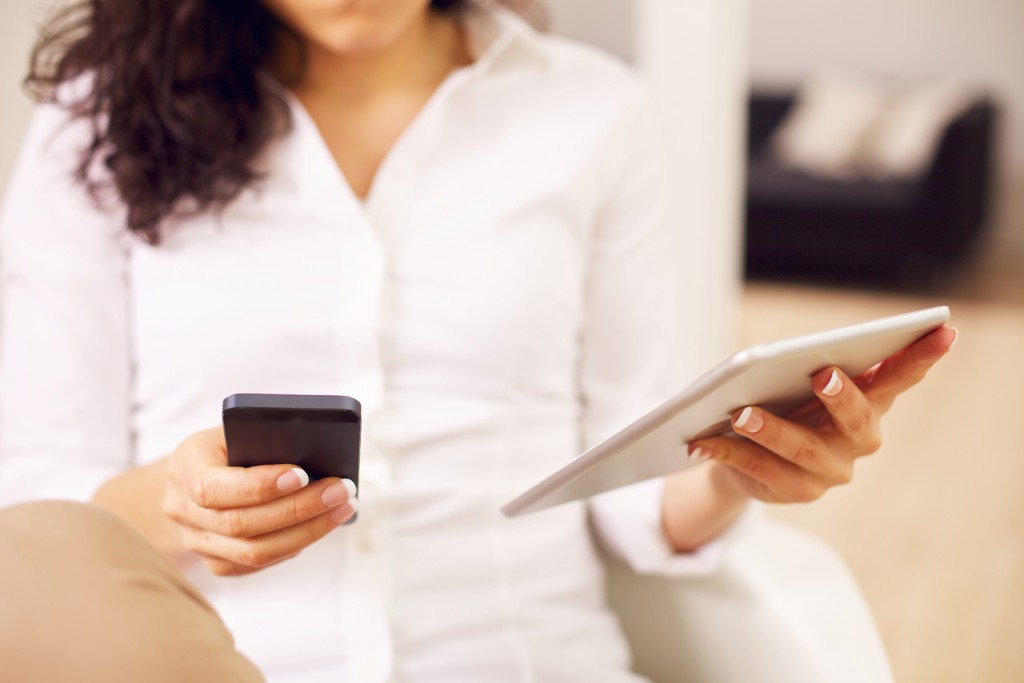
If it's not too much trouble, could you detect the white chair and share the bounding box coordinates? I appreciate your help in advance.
[607,517,895,683]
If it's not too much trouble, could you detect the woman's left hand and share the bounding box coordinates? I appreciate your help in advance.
[687,324,958,504]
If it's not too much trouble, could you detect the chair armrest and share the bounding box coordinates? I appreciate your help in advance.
[604,517,894,683]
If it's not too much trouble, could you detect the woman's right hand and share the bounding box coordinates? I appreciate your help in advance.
[162,427,358,576]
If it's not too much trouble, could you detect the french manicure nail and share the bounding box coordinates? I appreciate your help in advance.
[276,467,309,493]
[690,446,711,461]
[322,479,358,508]
[822,369,843,397]
[735,407,763,433]
[331,499,358,523]
[948,327,959,351]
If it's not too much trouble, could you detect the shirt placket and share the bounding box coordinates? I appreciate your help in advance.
[289,24,508,682]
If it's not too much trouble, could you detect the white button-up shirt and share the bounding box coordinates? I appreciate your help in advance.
[1,7,735,682]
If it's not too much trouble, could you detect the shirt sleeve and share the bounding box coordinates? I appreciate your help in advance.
[579,84,750,577]
[0,101,133,506]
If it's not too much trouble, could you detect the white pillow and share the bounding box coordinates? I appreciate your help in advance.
[770,75,888,180]
[856,79,979,180]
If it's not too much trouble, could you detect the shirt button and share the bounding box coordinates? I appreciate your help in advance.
[357,530,375,553]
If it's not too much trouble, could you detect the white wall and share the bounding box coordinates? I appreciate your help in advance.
[547,0,635,62]
[0,0,47,195]
[749,0,1024,251]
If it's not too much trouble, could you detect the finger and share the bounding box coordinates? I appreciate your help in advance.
[188,463,313,510]
[811,366,881,452]
[164,427,232,483]
[179,504,357,575]
[730,405,852,487]
[200,551,302,578]
[167,477,358,539]
[171,429,317,510]
[689,435,827,503]
[707,459,778,502]
[858,325,958,407]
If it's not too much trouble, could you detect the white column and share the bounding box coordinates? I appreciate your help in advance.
[633,0,750,381]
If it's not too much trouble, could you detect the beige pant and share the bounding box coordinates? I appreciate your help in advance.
[0,500,264,683]
[1,502,894,683]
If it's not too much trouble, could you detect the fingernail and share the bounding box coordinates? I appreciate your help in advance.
[690,446,711,461]
[735,406,763,433]
[949,327,959,351]
[276,467,309,493]
[331,499,358,523]
[322,479,357,507]
[822,369,843,397]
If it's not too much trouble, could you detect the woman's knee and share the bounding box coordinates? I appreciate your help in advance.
[0,500,265,683]
[1,499,130,548]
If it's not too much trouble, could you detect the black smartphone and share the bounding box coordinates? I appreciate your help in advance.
[222,393,361,485]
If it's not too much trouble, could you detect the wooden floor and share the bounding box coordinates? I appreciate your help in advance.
[742,251,1024,683]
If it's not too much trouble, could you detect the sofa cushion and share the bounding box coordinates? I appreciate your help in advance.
[747,156,925,212]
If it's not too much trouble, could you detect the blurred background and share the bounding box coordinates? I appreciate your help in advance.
[2,1,1022,681]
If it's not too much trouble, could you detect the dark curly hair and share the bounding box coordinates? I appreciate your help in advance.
[25,0,483,243]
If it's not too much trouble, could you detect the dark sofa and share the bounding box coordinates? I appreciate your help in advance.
[744,91,997,285]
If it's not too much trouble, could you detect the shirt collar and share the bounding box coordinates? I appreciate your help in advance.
[460,3,549,74]
[257,4,549,200]
[260,4,548,94]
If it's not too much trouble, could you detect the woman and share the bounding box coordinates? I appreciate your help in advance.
[0,0,955,681]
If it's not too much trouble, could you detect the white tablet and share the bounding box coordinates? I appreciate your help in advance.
[501,305,949,517]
